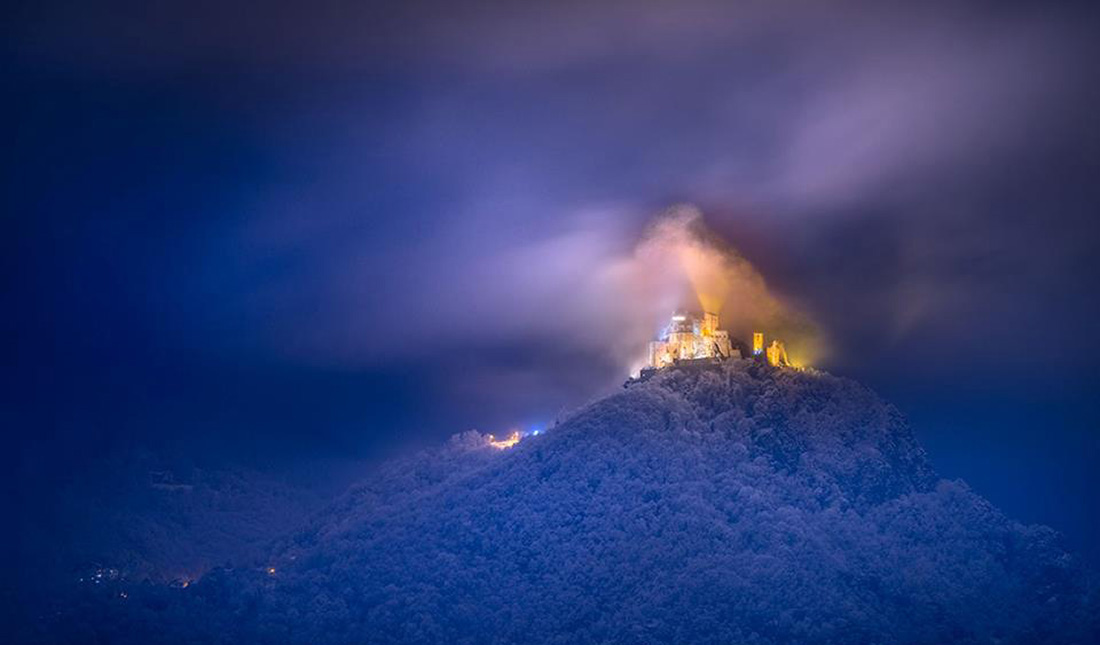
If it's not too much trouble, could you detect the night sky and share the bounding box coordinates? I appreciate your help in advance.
[6,0,1100,570]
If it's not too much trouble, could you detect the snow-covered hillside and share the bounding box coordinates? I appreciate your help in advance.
[29,362,1098,643]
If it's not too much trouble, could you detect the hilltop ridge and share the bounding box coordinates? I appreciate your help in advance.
[33,362,1097,644]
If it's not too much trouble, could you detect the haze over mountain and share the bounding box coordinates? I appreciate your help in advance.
[28,361,1097,644]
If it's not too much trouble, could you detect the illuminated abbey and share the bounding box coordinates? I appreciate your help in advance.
[647,311,734,368]
[644,310,791,372]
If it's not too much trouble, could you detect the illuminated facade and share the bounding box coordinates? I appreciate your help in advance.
[646,310,736,369]
[766,339,789,367]
[640,313,799,375]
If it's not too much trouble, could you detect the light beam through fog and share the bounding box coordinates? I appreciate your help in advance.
[258,203,822,378]
[617,205,823,370]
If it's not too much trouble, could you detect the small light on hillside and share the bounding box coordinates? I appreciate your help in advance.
[487,431,522,450]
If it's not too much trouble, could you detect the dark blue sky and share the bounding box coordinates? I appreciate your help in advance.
[5,0,1100,563]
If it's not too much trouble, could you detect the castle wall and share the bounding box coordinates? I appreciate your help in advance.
[647,311,738,368]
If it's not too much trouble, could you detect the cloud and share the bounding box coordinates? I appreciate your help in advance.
[240,201,821,381]
[621,206,824,367]
[24,0,1089,384]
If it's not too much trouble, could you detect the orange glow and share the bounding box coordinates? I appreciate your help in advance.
[676,243,728,314]
[766,340,789,367]
[487,431,522,450]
